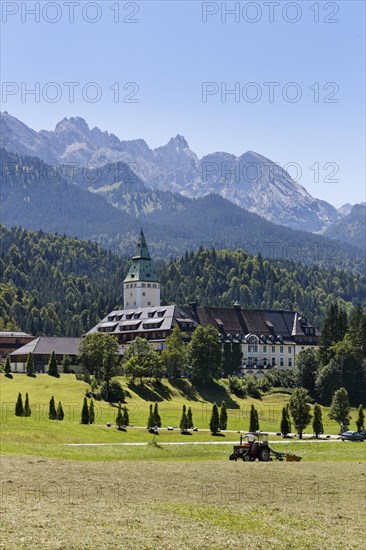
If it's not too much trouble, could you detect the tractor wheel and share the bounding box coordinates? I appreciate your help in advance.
[229,453,237,461]
[259,447,270,462]
[243,453,251,462]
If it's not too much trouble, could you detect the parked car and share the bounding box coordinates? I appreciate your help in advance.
[359,430,366,440]
[340,431,364,441]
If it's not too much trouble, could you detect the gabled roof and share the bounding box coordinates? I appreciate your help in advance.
[10,337,82,357]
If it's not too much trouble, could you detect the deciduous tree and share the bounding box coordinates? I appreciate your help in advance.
[289,388,312,439]
[329,387,351,432]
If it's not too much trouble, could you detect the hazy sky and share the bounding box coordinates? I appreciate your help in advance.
[1,0,365,207]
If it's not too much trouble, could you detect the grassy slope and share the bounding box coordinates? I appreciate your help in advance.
[0,374,363,462]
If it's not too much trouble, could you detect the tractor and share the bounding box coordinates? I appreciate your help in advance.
[229,432,302,462]
[229,432,271,462]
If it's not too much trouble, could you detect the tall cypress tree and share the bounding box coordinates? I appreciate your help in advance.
[26,353,35,377]
[81,397,90,425]
[153,402,161,427]
[49,396,57,420]
[280,405,291,437]
[24,393,31,417]
[249,404,259,432]
[210,403,220,435]
[187,406,193,429]
[116,401,123,430]
[15,393,24,416]
[123,406,129,427]
[219,400,228,430]
[89,399,95,424]
[147,404,154,428]
[5,356,12,378]
[180,404,188,433]
[56,401,64,421]
[312,403,323,438]
[48,351,59,377]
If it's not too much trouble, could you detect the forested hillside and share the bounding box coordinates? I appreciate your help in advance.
[1,226,365,335]
[0,225,126,335]
[161,248,366,327]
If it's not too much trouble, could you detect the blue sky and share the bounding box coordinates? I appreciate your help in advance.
[1,0,365,207]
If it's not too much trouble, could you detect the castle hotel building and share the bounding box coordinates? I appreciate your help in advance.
[89,230,319,374]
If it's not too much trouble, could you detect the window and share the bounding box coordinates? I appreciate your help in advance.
[280,346,284,353]
[288,358,292,367]
[248,335,258,353]
[272,357,276,366]
[288,346,292,354]
[263,345,267,353]
[280,358,284,367]
[142,292,145,296]
[147,284,151,288]
[148,301,151,306]
[153,284,157,288]
[141,283,146,288]
[130,292,132,297]
[272,346,275,353]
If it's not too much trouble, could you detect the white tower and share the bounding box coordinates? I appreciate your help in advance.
[123,230,161,309]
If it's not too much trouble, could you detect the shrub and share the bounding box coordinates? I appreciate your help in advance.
[228,376,247,398]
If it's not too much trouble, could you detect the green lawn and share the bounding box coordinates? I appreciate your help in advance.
[0,373,363,462]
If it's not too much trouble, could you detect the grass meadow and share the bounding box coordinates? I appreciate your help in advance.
[0,373,365,549]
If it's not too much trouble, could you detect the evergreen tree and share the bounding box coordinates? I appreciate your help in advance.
[56,401,64,421]
[116,401,123,430]
[147,404,155,428]
[48,351,59,377]
[89,399,95,424]
[312,403,323,438]
[180,404,188,433]
[356,405,365,432]
[24,392,31,417]
[26,353,35,377]
[81,397,90,425]
[209,403,220,435]
[49,396,57,420]
[319,303,348,364]
[153,402,161,427]
[219,400,228,430]
[4,356,12,378]
[329,387,351,432]
[280,405,291,437]
[123,406,129,427]
[289,388,312,439]
[15,393,24,416]
[249,404,259,432]
[61,354,72,374]
[187,406,193,429]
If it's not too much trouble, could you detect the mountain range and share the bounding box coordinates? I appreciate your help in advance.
[0,111,347,233]
[0,112,364,263]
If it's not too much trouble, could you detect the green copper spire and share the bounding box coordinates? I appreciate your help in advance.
[132,229,151,260]
[123,229,160,283]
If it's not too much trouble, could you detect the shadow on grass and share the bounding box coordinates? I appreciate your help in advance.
[192,380,240,409]
[170,378,200,401]
[211,432,226,437]
[127,380,173,402]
